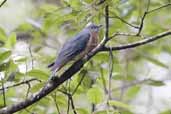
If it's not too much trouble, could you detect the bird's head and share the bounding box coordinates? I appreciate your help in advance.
[85,23,102,32]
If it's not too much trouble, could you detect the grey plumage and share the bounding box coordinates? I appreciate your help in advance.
[49,29,90,72]
[48,23,102,75]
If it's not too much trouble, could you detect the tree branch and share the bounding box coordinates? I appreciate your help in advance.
[0,59,86,114]
[109,15,139,29]
[0,27,171,114]
[51,92,61,114]
[101,30,171,51]
[105,5,109,41]
[136,2,171,36]
[148,3,171,14]
[0,3,171,114]
[136,0,150,35]
[0,0,7,7]
[0,78,41,91]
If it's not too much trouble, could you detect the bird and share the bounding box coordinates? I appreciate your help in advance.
[48,23,102,76]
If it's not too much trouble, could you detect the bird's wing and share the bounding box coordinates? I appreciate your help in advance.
[58,31,90,62]
[50,30,90,71]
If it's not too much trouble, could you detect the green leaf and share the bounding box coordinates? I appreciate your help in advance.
[5,33,16,48]
[0,27,6,42]
[11,72,24,82]
[31,82,44,93]
[76,108,89,114]
[40,4,58,14]
[27,69,49,80]
[160,110,171,114]
[14,56,27,63]
[87,86,104,104]
[125,86,141,99]
[17,23,34,31]
[83,0,92,4]
[120,110,133,114]
[108,100,132,110]
[142,54,168,69]
[0,50,11,64]
[147,80,165,86]
[68,1,82,9]
[0,61,10,71]
[113,74,136,81]
[54,94,67,106]
[8,60,18,73]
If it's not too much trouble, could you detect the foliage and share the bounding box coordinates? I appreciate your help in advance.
[0,0,171,114]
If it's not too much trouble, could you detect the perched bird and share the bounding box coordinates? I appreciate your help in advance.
[48,23,102,75]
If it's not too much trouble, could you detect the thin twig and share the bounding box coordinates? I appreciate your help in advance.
[136,0,150,35]
[108,48,113,100]
[28,45,34,69]
[59,90,77,114]
[148,3,171,14]
[100,66,108,94]
[136,11,147,36]
[0,31,170,114]
[105,31,145,44]
[136,2,171,36]
[0,78,41,91]
[1,27,171,114]
[146,0,151,12]
[105,5,109,41]
[1,2,171,114]
[109,15,139,29]
[0,0,7,7]
[105,4,120,113]
[52,93,61,114]
[110,32,136,38]
[112,79,148,91]
[107,48,120,112]
[67,96,70,114]
[69,95,77,114]
[102,30,171,51]
[72,71,86,95]
[26,82,31,98]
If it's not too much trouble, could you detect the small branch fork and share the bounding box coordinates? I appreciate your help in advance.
[0,2,171,114]
[59,71,86,114]
[136,0,151,35]
[136,1,171,35]
[109,1,171,36]
[101,30,171,51]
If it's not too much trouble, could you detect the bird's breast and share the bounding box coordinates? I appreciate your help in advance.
[75,31,98,60]
[86,31,98,52]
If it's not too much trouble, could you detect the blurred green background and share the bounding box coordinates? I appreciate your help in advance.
[0,0,171,114]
